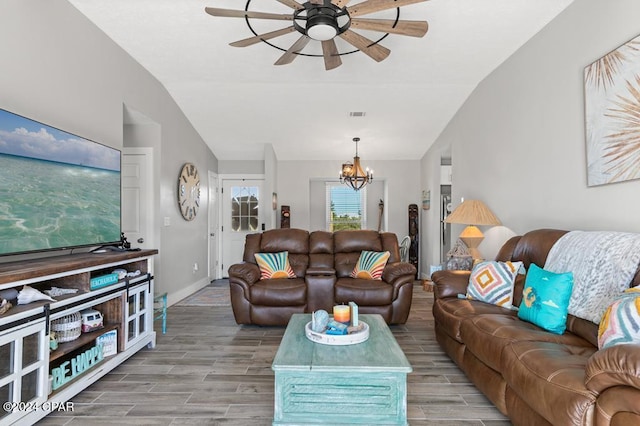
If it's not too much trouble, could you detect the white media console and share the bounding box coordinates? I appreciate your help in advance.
[0,250,158,425]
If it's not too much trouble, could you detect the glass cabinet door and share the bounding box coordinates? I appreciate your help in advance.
[125,285,150,349]
[0,320,47,424]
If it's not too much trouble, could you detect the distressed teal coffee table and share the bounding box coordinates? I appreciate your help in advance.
[272,314,412,425]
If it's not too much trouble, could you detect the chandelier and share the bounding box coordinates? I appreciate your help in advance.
[339,137,373,191]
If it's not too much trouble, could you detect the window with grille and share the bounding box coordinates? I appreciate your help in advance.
[326,183,366,231]
[230,186,259,231]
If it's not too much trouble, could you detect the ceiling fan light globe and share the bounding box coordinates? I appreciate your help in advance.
[307,23,338,41]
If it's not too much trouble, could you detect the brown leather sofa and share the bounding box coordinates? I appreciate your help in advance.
[432,229,640,425]
[228,228,416,326]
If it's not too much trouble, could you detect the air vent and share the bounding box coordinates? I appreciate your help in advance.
[349,112,366,117]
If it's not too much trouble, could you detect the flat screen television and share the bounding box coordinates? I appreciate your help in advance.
[0,108,121,256]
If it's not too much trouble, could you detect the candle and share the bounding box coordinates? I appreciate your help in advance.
[333,305,350,324]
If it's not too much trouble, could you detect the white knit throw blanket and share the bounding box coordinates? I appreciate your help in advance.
[544,231,640,324]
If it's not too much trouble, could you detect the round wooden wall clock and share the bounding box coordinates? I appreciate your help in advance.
[177,163,200,221]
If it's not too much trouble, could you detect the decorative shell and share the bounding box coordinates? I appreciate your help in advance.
[17,285,55,305]
[0,299,12,315]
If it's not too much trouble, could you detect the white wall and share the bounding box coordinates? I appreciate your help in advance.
[264,144,278,230]
[218,160,264,175]
[0,0,218,305]
[277,159,421,243]
[421,0,640,268]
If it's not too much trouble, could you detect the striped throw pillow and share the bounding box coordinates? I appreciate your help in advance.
[254,251,296,279]
[350,251,390,280]
[598,287,640,349]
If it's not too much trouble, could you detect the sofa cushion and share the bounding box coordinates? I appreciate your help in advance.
[334,230,382,253]
[566,314,599,348]
[510,229,569,269]
[518,263,574,334]
[243,229,310,277]
[466,260,522,308]
[255,252,296,279]
[335,278,393,306]
[334,252,362,278]
[598,288,640,349]
[502,340,597,425]
[433,298,516,343]
[250,278,306,306]
[287,253,310,278]
[461,314,593,372]
[260,228,309,253]
[350,251,390,280]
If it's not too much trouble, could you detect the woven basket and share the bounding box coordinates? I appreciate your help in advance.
[51,311,82,343]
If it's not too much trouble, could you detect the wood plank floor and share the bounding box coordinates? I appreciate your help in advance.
[38,283,511,425]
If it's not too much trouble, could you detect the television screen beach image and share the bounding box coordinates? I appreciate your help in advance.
[0,108,121,255]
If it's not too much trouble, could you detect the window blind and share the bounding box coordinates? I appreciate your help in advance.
[325,182,366,231]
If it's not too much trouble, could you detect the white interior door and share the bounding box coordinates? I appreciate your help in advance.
[122,148,153,249]
[208,171,219,280]
[221,179,264,277]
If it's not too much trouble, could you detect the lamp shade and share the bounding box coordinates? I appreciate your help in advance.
[444,200,501,226]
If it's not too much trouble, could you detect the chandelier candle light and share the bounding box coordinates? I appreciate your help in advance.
[339,137,373,191]
[444,199,501,260]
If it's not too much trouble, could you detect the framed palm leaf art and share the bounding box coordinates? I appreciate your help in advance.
[584,33,640,186]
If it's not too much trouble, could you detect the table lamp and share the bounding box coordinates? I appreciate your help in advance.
[444,199,501,260]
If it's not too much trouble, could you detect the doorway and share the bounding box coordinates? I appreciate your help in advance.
[208,171,219,280]
[122,150,154,249]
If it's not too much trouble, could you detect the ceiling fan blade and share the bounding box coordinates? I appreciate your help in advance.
[275,0,304,10]
[350,18,428,37]
[321,39,342,70]
[230,26,297,47]
[205,7,293,21]
[339,29,390,62]
[274,36,311,65]
[331,0,351,8]
[347,0,428,18]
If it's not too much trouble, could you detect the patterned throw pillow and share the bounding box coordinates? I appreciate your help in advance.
[598,287,640,349]
[350,251,390,280]
[517,263,574,334]
[466,260,523,308]
[254,251,296,279]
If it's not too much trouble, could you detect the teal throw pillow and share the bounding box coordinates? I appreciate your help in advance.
[517,263,574,334]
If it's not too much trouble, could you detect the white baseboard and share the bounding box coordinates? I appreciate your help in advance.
[167,277,210,307]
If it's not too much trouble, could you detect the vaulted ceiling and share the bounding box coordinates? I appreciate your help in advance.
[68,0,574,161]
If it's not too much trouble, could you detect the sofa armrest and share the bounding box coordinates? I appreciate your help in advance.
[593,386,640,425]
[228,262,261,285]
[431,270,471,299]
[382,262,416,286]
[585,345,640,393]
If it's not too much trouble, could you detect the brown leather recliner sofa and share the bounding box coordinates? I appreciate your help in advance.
[432,228,640,425]
[228,228,416,326]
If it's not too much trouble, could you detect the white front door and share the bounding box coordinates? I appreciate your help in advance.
[208,171,219,280]
[221,179,264,277]
[122,148,153,249]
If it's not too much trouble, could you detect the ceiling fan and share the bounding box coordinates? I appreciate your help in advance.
[205,0,429,70]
